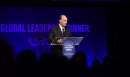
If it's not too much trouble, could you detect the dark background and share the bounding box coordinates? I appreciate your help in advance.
[107,3,130,56]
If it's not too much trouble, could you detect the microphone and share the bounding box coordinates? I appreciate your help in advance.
[72,33,82,37]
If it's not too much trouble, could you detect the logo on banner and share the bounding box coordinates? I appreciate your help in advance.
[64,43,74,51]
[28,38,50,46]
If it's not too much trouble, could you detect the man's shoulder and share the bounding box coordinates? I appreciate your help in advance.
[65,27,71,31]
[65,27,70,29]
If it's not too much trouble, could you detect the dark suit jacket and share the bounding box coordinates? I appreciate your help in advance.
[48,25,72,56]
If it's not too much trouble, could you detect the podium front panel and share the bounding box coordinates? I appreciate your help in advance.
[62,38,75,59]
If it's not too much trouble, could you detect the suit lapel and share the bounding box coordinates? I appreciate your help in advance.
[57,25,64,37]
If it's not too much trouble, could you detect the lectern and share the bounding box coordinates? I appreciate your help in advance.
[51,37,83,59]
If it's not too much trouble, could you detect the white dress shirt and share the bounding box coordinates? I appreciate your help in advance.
[59,24,65,33]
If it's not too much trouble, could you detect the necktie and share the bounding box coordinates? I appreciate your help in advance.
[62,28,65,37]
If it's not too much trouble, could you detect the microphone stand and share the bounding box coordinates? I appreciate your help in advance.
[106,25,118,55]
[38,37,43,55]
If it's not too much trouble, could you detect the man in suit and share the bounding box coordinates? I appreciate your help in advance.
[48,15,72,57]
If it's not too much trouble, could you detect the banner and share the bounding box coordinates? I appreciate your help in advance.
[0,24,89,33]
[0,24,89,47]
[0,6,107,67]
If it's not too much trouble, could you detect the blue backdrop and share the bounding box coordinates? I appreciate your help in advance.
[0,6,107,67]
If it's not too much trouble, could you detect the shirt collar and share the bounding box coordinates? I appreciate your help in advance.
[59,24,64,29]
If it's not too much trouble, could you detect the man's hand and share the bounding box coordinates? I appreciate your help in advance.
[57,39,63,43]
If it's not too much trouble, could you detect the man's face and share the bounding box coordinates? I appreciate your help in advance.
[59,16,67,27]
